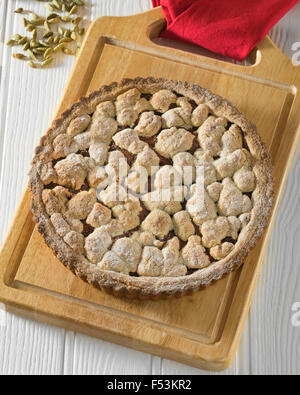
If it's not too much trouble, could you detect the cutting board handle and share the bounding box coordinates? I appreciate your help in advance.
[132,7,293,73]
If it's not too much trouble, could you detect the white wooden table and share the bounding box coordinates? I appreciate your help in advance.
[0,1,299,375]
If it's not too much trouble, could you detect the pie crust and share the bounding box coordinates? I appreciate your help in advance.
[29,77,274,299]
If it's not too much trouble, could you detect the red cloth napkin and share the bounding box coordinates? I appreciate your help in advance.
[152,0,298,61]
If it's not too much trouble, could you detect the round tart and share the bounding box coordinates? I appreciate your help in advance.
[29,77,274,299]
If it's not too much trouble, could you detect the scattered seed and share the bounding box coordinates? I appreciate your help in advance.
[32,29,37,40]
[71,32,77,41]
[27,24,36,32]
[43,31,53,39]
[12,53,27,60]
[6,39,17,46]
[44,48,53,59]
[73,0,85,5]
[30,39,39,48]
[53,34,60,44]
[64,29,71,38]
[27,49,38,61]
[23,42,30,51]
[69,5,78,15]
[37,46,47,52]
[48,17,60,24]
[45,3,55,12]
[10,0,87,68]
[44,20,51,31]
[29,12,39,20]
[22,18,29,27]
[18,37,28,45]
[61,16,71,22]
[12,34,22,41]
[47,13,59,21]
[59,37,72,43]
[72,17,82,25]
[63,48,74,55]
[53,43,65,52]
[39,40,49,47]
[46,36,54,45]
[31,19,45,26]
[27,60,38,68]
[52,0,62,10]
[42,57,54,67]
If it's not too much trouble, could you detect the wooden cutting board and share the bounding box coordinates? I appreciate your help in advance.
[1,7,300,371]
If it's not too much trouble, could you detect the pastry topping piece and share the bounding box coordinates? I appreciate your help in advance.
[141,209,173,239]
[210,242,234,260]
[112,199,142,232]
[201,216,241,248]
[64,231,85,254]
[191,104,209,127]
[87,101,118,143]
[105,150,129,182]
[181,236,210,269]
[67,114,91,137]
[135,111,162,137]
[98,251,128,274]
[116,88,146,127]
[154,165,182,189]
[50,213,71,237]
[42,186,71,216]
[173,152,196,185]
[197,116,227,156]
[150,89,177,113]
[112,128,147,154]
[86,202,111,228]
[155,127,194,158]
[112,238,142,273]
[67,189,97,220]
[98,182,129,208]
[207,182,223,202]
[213,149,247,178]
[137,246,164,276]
[39,162,57,185]
[218,177,252,216]
[89,142,109,165]
[125,166,148,194]
[133,146,160,175]
[233,166,256,192]
[84,227,112,264]
[186,188,217,226]
[54,153,90,190]
[161,97,192,129]
[137,237,187,277]
[141,186,186,214]
[220,124,243,155]
[173,210,195,241]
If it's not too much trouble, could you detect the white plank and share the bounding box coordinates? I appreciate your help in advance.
[66,333,153,375]
[0,312,65,375]
[0,0,75,375]
[269,1,300,59]
[248,143,300,375]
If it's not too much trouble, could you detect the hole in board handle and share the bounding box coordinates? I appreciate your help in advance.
[147,18,259,67]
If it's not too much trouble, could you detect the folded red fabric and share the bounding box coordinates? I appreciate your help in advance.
[152,0,298,61]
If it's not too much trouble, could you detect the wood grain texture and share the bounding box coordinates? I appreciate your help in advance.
[0,0,299,375]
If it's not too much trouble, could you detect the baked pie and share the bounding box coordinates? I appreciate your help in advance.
[29,77,274,299]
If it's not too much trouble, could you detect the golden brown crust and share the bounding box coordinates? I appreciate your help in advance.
[29,77,274,299]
